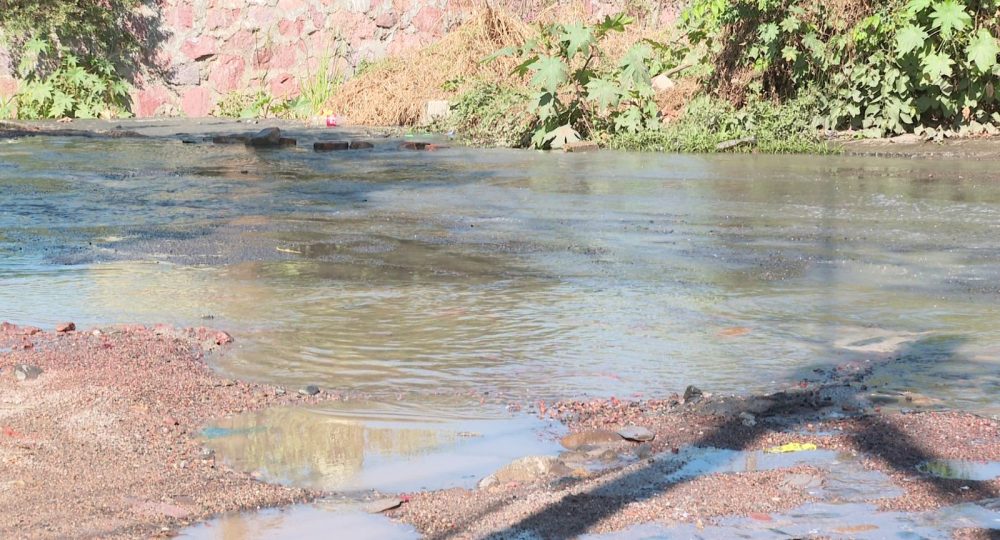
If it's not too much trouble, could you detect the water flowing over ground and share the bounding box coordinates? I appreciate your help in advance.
[2,123,1000,536]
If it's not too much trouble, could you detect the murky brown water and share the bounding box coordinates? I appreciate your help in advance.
[3,130,998,416]
[2,126,1000,537]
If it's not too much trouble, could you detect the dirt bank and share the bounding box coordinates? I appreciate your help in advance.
[0,322,334,539]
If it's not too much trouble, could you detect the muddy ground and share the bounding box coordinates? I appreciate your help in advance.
[0,322,338,539]
[1,323,997,539]
[389,360,1000,539]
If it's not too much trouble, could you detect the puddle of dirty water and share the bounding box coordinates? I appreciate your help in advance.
[177,499,419,540]
[202,401,565,493]
[663,446,904,502]
[918,459,1000,481]
[582,501,1000,540]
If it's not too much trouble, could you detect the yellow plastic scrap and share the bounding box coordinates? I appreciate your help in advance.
[765,442,818,454]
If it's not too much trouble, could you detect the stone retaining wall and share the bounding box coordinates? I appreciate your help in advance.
[0,0,681,118]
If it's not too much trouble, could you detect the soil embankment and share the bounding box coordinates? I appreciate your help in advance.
[0,323,329,539]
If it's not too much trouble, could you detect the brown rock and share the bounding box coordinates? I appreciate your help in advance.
[314,141,349,151]
[212,135,249,144]
[560,429,621,450]
[278,137,297,147]
[618,425,655,442]
[55,322,75,333]
[401,142,430,150]
[350,140,375,149]
[478,456,572,489]
[563,141,599,153]
[250,127,282,147]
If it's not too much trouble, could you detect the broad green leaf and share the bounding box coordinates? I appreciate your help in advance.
[929,0,971,40]
[595,13,632,37]
[759,22,779,45]
[781,44,799,62]
[561,23,593,60]
[511,55,540,77]
[895,24,928,55]
[529,56,568,92]
[802,32,826,59]
[966,28,1000,72]
[585,77,621,110]
[482,47,517,64]
[779,15,800,34]
[49,91,73,118]
[922,51,954,81]
[24,37,49,55]
[618,44,653,88]
[64,66,89,87]
[24,81,51,105]
[906,0,933,14]
[613,106,644,134]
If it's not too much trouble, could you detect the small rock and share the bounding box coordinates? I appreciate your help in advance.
[560,430,621,450]
[212,135,249,144]
[715,137,757,151]
[278,137,297,147]
[249,127,282,147]
[652,73,677,92]
[683,385,703,403]
[14,364,43,381]
[374,12,398,28]
[401,141,430,150]
[547,125,581,149]
[350,140,375,149]
[739,411,757,427]
[365,497,404,513]
[314,141,349,151]
[563,141,599,153]
[298,385,320,396]
[618,426,655,442]
[55,322,75,333]
[478,456,572,489]
[421,100,451,126]
[274,387,287,396]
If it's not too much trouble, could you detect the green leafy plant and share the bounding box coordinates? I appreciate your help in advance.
[491,13,663,148]
[14,37,131,119]
[682,0,1000,137]
[213,89,281,119]
[285,41,347,119]
[0,0,164,119]
[608,93,832,153]
[444,81,534,147]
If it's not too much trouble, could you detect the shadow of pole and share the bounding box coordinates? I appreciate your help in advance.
[444,339,998,539]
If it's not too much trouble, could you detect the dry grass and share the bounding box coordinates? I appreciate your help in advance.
[328,2,685,126]
[327,7,529,126]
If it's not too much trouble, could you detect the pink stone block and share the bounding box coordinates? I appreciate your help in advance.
[269,74,300,99]
[278,18,306,37]
[135,86,172,118]
[277,0,308,14]
[181,37,219,61]
[206,8,242,31]
[412,6,443,33]
[226,30,257,52]
[168,4,195,30]
[208,56,246,93]
[181,87,213,117]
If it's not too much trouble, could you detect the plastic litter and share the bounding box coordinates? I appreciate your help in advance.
[766,442,818,454]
